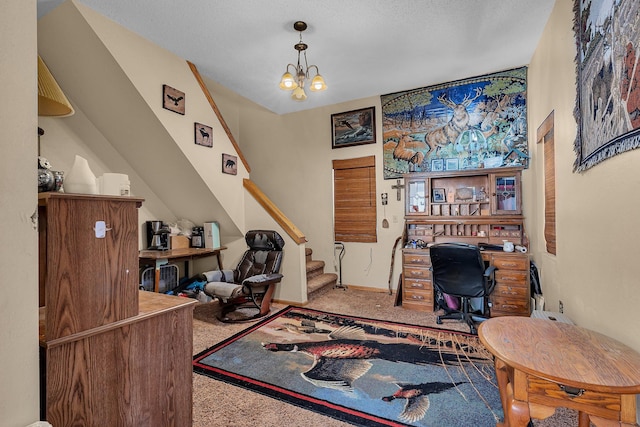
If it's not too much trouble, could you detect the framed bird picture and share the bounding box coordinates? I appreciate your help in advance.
[222,153,237,175]
[163,84,185,115]
[331,106,376,149]
[194,123,213,147]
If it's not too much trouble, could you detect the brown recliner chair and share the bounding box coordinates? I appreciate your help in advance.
[201,230,284,322]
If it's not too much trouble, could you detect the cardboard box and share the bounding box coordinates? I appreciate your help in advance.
[170,235,189,249]
[204,221,220,249]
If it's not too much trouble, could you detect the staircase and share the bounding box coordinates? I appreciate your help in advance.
[306,247,338,300]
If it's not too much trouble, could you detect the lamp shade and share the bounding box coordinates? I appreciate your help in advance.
[309,74,327,92]
[279,71,298,90]
[38,55,74,117]
[291,86,307,101]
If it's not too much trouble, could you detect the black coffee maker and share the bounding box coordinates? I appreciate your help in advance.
[146,221,170,250]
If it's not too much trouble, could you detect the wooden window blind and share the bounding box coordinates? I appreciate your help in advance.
[332,155,377,243]
[537,111,556,255]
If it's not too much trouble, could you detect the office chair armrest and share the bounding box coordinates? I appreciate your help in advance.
[242,273,283,288]
[483,265,497,278]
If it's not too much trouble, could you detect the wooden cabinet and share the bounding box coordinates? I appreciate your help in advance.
[39,193,195,426]
[401,167,530,317]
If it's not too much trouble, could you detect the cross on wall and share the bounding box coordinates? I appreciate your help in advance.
[391,179,404,201]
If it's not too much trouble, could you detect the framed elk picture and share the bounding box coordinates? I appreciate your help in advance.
[195,123,213,147]
[380,67,528,179]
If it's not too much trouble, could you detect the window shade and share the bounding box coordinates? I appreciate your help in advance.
[333,156,377,243]
[537,112,556,255]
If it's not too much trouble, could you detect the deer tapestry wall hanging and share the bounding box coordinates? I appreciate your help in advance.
[573,0,640,172]
[380,67,528,179]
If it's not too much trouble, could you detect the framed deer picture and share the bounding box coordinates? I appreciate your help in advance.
[380,67,528,179]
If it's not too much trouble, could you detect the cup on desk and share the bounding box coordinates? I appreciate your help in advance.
[502,240,515,252]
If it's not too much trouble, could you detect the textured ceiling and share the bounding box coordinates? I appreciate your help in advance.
[37,0,556,115]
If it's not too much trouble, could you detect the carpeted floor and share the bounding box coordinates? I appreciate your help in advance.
[192,287,581,427]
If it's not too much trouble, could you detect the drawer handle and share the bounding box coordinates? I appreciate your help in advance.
[559,385,585,397]
[501,262,517,267]
[501,277,519,282]
[501,304,519,309]
[500,290,518,295]
[411,283,423,288]
[411,295,424,300]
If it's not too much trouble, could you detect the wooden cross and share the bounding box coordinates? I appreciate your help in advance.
[391,179,405,201]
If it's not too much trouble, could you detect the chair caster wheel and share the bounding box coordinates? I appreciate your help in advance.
[436,318,442,325]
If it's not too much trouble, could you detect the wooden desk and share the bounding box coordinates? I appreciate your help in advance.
[139,246,227,292]
[479,317,640,427]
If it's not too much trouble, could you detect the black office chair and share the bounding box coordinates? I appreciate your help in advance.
[429,242,497,334]
[201,230,284,322]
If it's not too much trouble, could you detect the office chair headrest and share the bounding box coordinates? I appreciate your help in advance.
[245,230,285,251]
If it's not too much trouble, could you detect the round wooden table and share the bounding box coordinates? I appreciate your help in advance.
[478,317,640,427]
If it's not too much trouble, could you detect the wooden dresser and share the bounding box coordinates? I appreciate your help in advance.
[401,167,530,316]
[38,193,196,426]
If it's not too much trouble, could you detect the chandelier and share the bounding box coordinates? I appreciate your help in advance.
[279,21,327,101]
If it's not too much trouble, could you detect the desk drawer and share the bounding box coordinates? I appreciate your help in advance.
[490,295,530,316]
[403,287,433,311]
[404,266,431,280]
[403,277,431,291]
[492,256,528,271]
[493,283,528,299]
[495,270,528,285]
[403,250,431,266]
[528,376,621,420]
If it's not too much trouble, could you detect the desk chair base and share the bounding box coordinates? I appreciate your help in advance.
[436,297,488,334]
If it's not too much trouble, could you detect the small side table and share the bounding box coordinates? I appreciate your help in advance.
[478,317,640,427]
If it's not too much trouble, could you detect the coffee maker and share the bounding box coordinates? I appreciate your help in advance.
[146,220,170,250]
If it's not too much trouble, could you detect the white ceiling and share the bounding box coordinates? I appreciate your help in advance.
[37,0,556,115]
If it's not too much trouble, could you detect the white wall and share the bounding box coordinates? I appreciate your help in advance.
[526,0,640,351]
[232,95,407,291]
[0,1,41,425]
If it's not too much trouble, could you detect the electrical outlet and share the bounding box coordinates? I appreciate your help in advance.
[559,300,564,313]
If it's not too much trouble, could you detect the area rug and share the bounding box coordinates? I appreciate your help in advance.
[193,306,503,427]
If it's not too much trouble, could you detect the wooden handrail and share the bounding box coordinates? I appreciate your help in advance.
[243,179,306,244]
[187,60,250,173]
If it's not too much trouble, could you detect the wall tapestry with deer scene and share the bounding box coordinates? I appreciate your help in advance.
[381,67,528,179]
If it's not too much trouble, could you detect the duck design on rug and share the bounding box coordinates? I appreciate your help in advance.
[262,325,482,393]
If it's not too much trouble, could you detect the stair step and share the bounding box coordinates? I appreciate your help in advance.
[307,273,338,298]
[306,260,326,280]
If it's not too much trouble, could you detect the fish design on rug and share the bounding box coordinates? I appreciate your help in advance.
[261,325,483,391]
[382,381,465,423]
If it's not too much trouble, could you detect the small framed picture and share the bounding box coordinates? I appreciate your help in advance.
[222,153,237,175]
[432,188,446,203]
[445,158,459,171]
[431,158,444,172]
[163,85,185,115]
[331,106,376,149]
[195,123,213,147]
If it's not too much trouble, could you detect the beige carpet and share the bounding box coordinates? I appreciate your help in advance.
[192,287,580,427]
